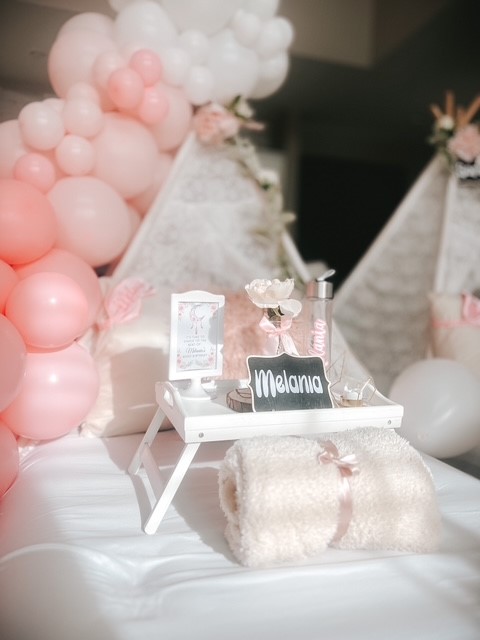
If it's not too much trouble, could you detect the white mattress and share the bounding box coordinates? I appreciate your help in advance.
[1,429,479,640]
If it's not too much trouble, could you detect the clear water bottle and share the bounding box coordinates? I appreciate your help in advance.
[302,269,335,368]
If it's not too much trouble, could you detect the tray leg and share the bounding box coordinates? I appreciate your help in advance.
[143,442,201,535]
[128,407,166,475]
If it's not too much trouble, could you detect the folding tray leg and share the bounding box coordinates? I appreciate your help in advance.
[128,407,166,475]
[143,442,201,535]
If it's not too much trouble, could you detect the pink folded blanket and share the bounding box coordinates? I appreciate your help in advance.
[218,428,441,567]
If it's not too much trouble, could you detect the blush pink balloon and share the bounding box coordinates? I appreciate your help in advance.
[137,84,169,125]
[0,179,57,265]
[66,82,101,105]
[55,135,95,176]
[150,85,193,151]
[129,49,163,86]
[48,175,131,267]
[92,113,158,199]
[0,314,27,412]
[107,67,144,110]
[48,28,116,99]
[0,260,19,313]
[0,120,29,179]
[1,342,100,440]
[14,248,102,328]
[62,98,104,138]
[18,102,65,151]
[0,421,19,497]
[92,50,125,89]
[128,152,173,215]
[5,272,89,350]
[13,153,57,193]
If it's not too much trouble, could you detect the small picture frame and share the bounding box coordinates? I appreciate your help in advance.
[169,290,225,383]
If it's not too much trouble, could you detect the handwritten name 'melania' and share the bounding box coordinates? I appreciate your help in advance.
[254,369,324,398]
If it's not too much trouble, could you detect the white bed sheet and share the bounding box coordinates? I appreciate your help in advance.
[1,429,479,640]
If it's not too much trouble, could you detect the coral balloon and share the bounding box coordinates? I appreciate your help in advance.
[63,98,104,138]
[0,315,27,412]
[0,179,57,265]
[1,343,100,441]
[5,272,89,350]
[390,358,480,458]
[0,421,19,497]
[129,49,163,86]
[107,67,144,110]
[13,153,57,193]
[18,102,65,151]
[48,175,131,267]
[137,84,169,125]
[48,28,116,98]
[0,260,19,312]
[92,113,158,199]
[15,248,102,328]
[55,135,95,176]
[150,85,193,151]
[0,120,29,179]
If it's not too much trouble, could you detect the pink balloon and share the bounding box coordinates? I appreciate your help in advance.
[0,421,19,497]
[92,113,158,199]
[14,248,102,328]
[57,12,114,38]
[55,135,95,176]
[48,176,131,267]
[107,67,144,111]
[92,49,125,90]
[1,342,100,440]
[5,272,89,350]
[13,153,57,193]
[150,85,193,151]
[128,152,173,215]
[18,102,65,151]
[66,82,101,105]
[0,261,19,313]
[0,120,29,179]
[0,179,57,265]
[137,84,169,125]
[0,315,27,412]
[62,98,104,138]
[48,28,116,99]
[129,49,163,86]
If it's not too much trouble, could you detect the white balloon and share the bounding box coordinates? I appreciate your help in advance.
[231,10,262,48]
[162,0,242,36]
[179,30,210,64]
[114,1,177,54]
[109,0,136,12]
[208,29,258,104]
[390,358,480,459]
[184,65,215,106]
[161,47,192,86]
[256,18,287,58]
[250,51,288,99]
[277,16,295,49]
[243,0,279,21]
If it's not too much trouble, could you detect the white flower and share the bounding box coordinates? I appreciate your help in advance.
[245,278,302,317]
[257,168,279,188]
[437,115,455,131]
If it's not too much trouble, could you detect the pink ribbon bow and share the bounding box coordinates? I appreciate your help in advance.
[259,314,298,355]
[318,440,360,544]
[462,292,480,326]
[98,277,156,331]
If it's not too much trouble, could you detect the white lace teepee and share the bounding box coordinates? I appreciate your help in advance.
[112,132,285,291]
[335,154,480,393]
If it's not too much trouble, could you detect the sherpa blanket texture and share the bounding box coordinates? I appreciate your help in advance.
[218,428,441,567]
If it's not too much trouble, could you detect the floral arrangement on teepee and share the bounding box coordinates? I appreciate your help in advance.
[429,91,480,180]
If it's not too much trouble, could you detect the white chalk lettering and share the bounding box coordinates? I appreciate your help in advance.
[254,368,323,398]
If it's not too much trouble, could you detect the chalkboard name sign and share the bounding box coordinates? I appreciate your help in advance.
[247,353,333,412]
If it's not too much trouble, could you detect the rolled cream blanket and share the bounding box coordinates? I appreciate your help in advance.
[218,428,441,567]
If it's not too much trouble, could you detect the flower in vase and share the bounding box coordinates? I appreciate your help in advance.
[245,278,302,318]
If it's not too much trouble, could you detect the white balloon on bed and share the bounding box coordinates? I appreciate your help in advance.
[389,358,480,459]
